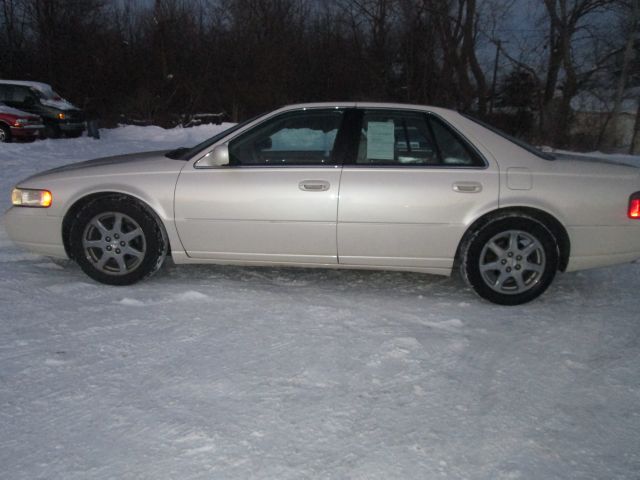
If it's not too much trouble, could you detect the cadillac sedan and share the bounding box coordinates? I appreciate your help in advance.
[5,103,640,305]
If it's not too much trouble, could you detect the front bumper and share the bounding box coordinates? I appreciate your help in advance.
[3,206,67,258]
[59,122,85,133]
[10,125,44,138]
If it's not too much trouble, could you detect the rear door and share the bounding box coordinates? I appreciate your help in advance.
[337,109,499,272]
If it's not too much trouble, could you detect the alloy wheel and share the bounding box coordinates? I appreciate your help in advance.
[82,212,146,276]
[478,229,546,295]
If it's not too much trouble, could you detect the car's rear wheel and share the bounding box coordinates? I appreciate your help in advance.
[0,125,11,143]
[461,216,559,305]
[70,197,167,285]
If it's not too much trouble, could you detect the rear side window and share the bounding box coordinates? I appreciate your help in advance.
[356,111,438,165]
[0,85,10,102]
[355,110,484,167]
[428,116,483,166]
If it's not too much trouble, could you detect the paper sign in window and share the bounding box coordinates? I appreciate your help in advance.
[366,121,395,160]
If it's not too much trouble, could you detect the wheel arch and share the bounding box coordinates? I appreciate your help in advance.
[0,120,11,139]
[62,192,170,260]
[455,206,571,272]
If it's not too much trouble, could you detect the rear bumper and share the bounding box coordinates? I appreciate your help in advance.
[3,206,67,258]
[566,225,640,271]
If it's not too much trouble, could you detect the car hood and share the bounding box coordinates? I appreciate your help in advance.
[19,150,185,184]
[0,103,33,117]
[39,98,77,111]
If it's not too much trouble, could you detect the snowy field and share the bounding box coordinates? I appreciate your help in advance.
[1,127,639,479]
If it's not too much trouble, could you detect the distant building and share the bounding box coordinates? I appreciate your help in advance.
[571,89,639,151]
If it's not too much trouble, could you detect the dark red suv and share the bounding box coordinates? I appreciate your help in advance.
[0,103,44,142]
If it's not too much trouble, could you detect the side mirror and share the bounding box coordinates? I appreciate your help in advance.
[196,144,230,168]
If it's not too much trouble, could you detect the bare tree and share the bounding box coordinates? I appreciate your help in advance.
[540,0,618,146]
[601,0,640,150]
[0,0,28,75]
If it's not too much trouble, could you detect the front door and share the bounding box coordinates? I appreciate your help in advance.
[174,108,348,264]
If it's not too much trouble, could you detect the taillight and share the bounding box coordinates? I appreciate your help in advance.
[629,192,640,219]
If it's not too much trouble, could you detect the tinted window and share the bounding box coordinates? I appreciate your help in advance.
[11,86,31,103]
[0,85,10,102]
[356,111,438,165]
[229,110,344,166]
[428,116,483,166]
[354,110,485,167]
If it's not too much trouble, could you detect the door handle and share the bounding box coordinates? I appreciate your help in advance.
[299,180,330,192]
[452,182,482,193]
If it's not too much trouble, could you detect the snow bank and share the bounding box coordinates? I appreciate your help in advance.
[0,126,639,479]
[0,123,234,209]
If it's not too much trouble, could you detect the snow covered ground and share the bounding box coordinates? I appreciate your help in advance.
[1,128,639,479]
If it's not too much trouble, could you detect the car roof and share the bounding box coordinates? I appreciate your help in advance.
[0,80,54,94]
[277,102,455,116]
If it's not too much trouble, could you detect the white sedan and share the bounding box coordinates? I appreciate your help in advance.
[5,102,640,304]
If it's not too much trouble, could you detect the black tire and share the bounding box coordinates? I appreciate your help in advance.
[43,123,61,139]
[69,196,167,285]
[0,124,11,143]
[461,215,559,305]
[64,130,83,138]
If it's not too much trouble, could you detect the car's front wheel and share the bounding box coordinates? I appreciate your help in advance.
[0,125,11,143]
[69,197,167,285]
[461,216,559,305]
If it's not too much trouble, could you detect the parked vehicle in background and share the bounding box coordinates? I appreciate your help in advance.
[0,102,44,143]
[0,80,84,138]
[4,103,640,305]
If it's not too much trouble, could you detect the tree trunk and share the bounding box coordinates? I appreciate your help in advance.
[603,0,639,151]
[630,100,640,155]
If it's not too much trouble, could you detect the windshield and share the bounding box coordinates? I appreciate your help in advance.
[166,114,263,160]
[30,88,62,101]
[462,114,555,161]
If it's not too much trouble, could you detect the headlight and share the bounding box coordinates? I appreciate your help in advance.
[11,188,53,208]
[57,112,66,120]
[14,118,29,126]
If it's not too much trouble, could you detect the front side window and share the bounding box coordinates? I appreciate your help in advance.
[229,109,344,166]
[12,86,33,104]
[355,110,484,167]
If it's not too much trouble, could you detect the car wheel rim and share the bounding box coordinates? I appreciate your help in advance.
[82,212,146,276]
[478,230,546,295]
[0,130,6,142]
